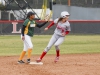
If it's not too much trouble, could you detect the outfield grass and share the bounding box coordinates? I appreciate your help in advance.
[0,35,100,56]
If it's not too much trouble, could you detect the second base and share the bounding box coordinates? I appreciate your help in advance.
[29,61,43,65]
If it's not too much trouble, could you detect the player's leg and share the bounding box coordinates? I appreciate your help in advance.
[36,33,57,62]
[54,36,65,62]
[55,46,60,57]
[18,36,28,63]
[24,35,33,63]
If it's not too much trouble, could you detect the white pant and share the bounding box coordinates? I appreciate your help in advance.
[44,33,65,52]
[21,35,33,51]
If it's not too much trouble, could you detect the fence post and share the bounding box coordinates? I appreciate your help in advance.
[85,0,87,4]
[68,0,70,6]
[92,0,93,4]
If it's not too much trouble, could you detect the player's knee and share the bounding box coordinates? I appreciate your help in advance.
[54,45,59,50]
[54,44,59,47]
[23,47,28,51]
[29,45,33,49]
[44,47,51,52]
[55,45,58,48]
[23,49,27,51]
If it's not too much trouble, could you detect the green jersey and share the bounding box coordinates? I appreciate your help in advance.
[23,18,36,37]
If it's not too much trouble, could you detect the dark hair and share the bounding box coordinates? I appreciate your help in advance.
[57,17,63,24]
[27,12,35,18]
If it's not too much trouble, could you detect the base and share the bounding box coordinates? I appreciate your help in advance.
[29,61,43,65]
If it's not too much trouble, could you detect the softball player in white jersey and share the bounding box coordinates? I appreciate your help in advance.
[36,11,71,62]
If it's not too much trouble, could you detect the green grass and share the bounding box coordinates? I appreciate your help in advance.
[0,35,100,56]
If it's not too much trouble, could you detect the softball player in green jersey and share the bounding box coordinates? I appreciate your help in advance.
[18,12,48,64]
[36,11,71,63]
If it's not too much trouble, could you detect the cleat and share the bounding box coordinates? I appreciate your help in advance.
[17,60,25,64]
[36,58,41,62]
[54,57,59,63]
[27,59,30,63]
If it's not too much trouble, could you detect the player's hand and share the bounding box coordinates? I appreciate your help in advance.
[62,33,66,36]
[44,27,48,31]
[22,36,25,41]
[44,14,50,22]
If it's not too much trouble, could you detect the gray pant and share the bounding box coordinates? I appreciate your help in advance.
[44,33,65,52]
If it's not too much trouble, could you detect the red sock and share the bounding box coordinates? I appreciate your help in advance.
[56,50,60,57]
[40,51,47,60]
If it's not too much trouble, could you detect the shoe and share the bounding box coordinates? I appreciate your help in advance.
[36,58,41,62]
[17,60,25,64]
[54,57,59,63]
[27,59,30,63]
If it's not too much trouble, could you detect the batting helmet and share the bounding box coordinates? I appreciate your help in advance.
[61,11,70,18]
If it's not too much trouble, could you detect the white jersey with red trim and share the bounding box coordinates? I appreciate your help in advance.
[54,18,71,36]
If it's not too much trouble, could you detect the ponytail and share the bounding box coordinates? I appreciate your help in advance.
[57,17,63,24]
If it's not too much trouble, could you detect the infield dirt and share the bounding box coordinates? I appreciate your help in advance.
[0,54,100,75]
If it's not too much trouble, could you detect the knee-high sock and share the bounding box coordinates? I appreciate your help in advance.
[40,51,47,60]
[27,49,32,59]
[19,51,26,60]
[56,50,60,57]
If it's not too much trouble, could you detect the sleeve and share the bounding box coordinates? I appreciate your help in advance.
[54,18,59,23]
[36,21,48,28]
[65,31,69,35]
[66,22,71,31]
[47,21,54,28]
[46,18,59,29]
[21,25,26,36]
[23,19,29,26]
[65,22,71,35]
